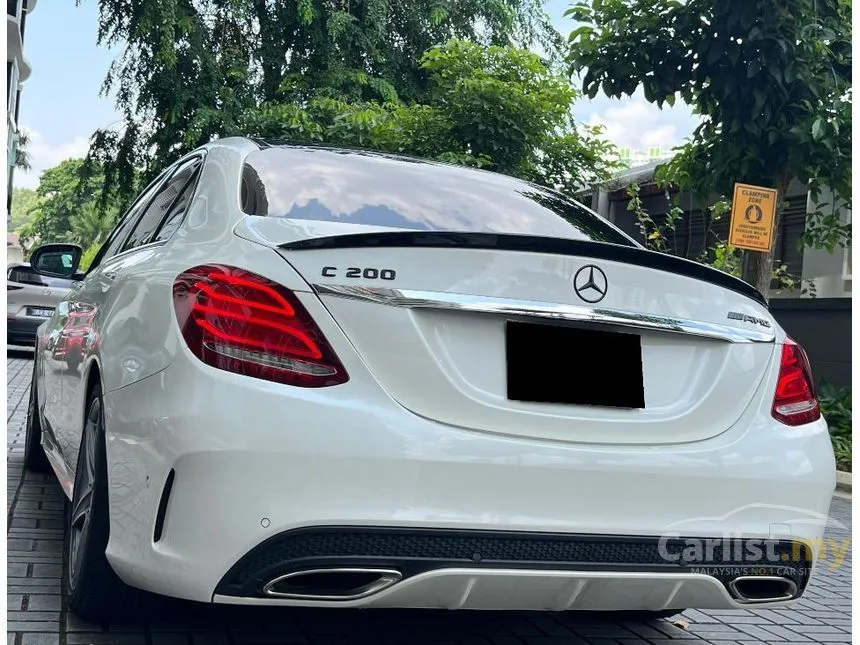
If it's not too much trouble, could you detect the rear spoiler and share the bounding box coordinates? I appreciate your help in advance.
[279,232,768,307]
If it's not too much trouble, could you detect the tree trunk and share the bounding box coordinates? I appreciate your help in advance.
[740,177,791,301]
[741,249,773,300]
[254,0,282,102]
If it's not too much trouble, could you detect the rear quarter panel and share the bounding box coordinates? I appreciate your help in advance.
[95,141,315,397]
[55,141,313,482]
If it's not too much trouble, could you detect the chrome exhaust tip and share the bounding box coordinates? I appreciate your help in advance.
[262,567,402,600]
[728,575,798,603]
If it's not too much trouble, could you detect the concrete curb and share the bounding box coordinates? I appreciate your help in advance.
[836,470,851,493]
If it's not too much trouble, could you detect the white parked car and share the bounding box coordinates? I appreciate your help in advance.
[24,138,836,623]
[7,262,76,347]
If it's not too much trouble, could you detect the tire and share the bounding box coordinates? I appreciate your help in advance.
[64,384,141,622]
[24,359,52,473]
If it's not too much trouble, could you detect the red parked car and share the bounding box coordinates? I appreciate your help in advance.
[51,304,96,369]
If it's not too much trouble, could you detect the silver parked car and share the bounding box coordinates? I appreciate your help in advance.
[7,262,76,347]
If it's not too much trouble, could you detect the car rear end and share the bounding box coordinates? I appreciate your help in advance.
[7,263,72,346]
[102,144,837,612]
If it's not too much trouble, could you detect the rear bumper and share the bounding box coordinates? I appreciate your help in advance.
[212,525,812,610]
[215,568,793,611]
[101,351,838,609]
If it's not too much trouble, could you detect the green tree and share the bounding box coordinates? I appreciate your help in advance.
[568,0,851,296]
[15,130,31,171]
[9,187,38,231]
[83,0,563,202]
[71,202,117,250]
[420,40,575,175]
[79,241,103,272]
[242,40,622,192]
[20,159,120,252]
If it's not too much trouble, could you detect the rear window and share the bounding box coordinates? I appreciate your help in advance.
[240,147,636,246]
[7,266,73,288]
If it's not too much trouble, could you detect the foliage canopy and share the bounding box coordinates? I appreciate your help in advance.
[9,188,38,232]
[241,40,621,192]
[83,0,573,199]
[567,0,852,293]
[19,159,120,254]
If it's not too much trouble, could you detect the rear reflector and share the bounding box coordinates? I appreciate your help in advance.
[173,265,348,387]
[153,469,175,543]
[771,338,820,426]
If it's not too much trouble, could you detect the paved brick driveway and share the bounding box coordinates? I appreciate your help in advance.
[7,350,852,645]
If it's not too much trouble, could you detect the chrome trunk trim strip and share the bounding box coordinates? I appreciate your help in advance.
[312,284,776,344]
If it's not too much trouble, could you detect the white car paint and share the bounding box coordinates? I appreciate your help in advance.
[31,137,836,614]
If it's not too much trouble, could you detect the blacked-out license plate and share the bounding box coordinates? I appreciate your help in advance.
[505,321,645,408]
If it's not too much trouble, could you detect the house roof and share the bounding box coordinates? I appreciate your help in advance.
[606,159,664,187]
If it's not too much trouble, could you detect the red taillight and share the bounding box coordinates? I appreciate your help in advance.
[173,265,348,387]
[771,337,820,426]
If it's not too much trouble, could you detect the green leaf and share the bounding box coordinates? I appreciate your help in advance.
[767,62,783,85]
[569,25,594,42]
[753,88,766,113]
[811,118,825,141]
[707,47,722,66]
[747,60,761,77]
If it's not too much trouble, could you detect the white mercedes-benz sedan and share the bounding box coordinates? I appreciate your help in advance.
[24,137,836,622]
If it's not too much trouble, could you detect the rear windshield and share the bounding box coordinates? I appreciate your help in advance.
[7,266,73,288]
[240,147,636,247]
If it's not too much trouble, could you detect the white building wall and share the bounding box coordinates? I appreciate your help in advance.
[801,186,852,298]
[6,0,35,221]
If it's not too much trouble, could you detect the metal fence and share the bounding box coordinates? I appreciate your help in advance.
[769,298,851,388]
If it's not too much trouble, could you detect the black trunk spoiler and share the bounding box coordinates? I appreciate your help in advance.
[279,232,767,307]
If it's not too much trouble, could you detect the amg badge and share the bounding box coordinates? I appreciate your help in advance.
[727,311,771,328]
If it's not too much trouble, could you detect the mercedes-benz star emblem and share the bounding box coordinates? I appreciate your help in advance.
[573,265,608,303]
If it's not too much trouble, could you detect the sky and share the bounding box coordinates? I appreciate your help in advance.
[14,0,700,190]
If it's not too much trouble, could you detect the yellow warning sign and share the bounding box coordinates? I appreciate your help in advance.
[729,183,778,251]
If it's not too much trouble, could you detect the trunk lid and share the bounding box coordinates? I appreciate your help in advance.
[237,221,778,446]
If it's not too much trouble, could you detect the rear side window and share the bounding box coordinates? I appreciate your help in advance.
[101,178,166,261]
[8,266,45,285]
[123,156,203,251]
[153,159,203,242]
[239,147,636,246]
[7,266,72,288]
